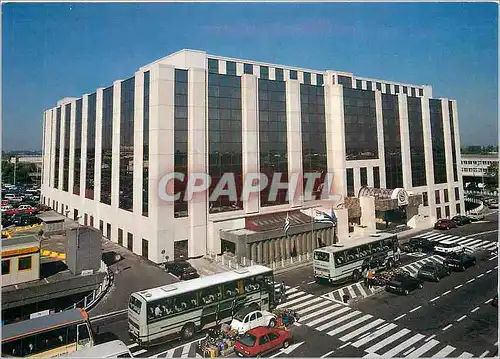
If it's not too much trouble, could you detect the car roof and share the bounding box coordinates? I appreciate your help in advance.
[247,327,272,336]
[236,307,255,317]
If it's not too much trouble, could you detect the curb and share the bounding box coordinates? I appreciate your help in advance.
[274,259,313,275]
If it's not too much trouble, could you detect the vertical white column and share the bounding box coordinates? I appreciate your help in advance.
[441,99,455,213]
[285,80,303,207]
[324,75,347,197]
[375,91,386,188]
[354,167,361,195]
[188,67,207,258]
[111,80,122,209]
[241,74,260,214]
[50,109,57,188]
[81,95,88,199]
[398,94,412,189]
[94,89,104,204]
[367,166,374,187]
[421,97,436,217]
[133,71,145,219]
[450,100,465,213]
[43,110,52,188]
[59,105,66,191]
[149,63,175,263]
[68,100,76,196]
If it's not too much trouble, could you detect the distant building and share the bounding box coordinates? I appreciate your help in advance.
[41,49,464,264]
[461,153,498,184]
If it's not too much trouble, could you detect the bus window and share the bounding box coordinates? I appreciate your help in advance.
[223,281,240,299]
[261,274,274,290]
[148,298,174,321]
[173,293,198,313]
[382,239,392,251]
[370,241,383,253]
[200,286,221,305]
[3,338,22,357]
[346,248,360,262]
[333,251,346,267]
[237,279,244,295]
[358,244,371,258]
[314,251,330,262]
[392,238,399,251]
[244,276,261,293]
[128,296,142,315]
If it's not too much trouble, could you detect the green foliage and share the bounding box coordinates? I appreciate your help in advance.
[1,160,39,184]
[485,162,499,190]
[461,145,499,154]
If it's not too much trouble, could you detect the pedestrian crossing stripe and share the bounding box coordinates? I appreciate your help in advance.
[131,283,487,358]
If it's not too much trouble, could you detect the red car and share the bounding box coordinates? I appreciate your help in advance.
[434,219,458,230]
[234,327,292,357]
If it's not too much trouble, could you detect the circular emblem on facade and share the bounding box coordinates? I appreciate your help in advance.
[398,189,409,206]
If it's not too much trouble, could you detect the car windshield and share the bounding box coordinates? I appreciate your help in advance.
[238,333,257,347]
[234,308,252,321]
[421,265,434,271]
[436,242,457,248]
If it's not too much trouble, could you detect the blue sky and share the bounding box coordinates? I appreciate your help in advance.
[2,2,498,150]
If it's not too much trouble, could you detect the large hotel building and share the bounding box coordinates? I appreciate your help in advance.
[41,49,464,264]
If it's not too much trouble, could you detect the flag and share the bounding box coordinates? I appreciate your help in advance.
[314,209,337,227]
[284,212,291,236]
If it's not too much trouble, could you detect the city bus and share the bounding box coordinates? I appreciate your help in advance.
[65,340,132,358]
[313,233,400,284]
[1,308,94,357]
[128,265,275,346]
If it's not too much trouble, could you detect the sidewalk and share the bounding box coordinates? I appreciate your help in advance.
[89,240,179,317]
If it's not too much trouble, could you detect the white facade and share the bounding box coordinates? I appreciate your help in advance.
[461,153,498,178]
[41,49,464,264]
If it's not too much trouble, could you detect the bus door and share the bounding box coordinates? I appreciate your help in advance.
[77,323,92,350]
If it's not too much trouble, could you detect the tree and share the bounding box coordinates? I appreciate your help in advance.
[1,160,38,185]
[485,163,499,190]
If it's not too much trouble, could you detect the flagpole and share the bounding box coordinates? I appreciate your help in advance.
[311,207,314,248]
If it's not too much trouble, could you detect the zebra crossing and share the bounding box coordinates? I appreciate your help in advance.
[133,284,483,358]
[323,254,446,303]
[416,231,498,254]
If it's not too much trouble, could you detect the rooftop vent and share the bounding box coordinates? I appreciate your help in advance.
[332,244,344,247]
[161,285,178,292]
[370,234,382,237]
[234,268,249,274]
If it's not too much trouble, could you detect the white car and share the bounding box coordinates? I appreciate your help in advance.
[434,241,464,255]
[467,212,485,221]
[230,308,277,335]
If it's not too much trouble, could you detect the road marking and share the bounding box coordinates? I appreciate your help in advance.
[297,301,333,316]
[327,314,373,336]
[471,307,480,313]
[394,313,407,321]
[356,282,368,297]
[127,343,138,349]
[486,269,492,273]
[433,345,456,357]
[485,299,493,304]
[458,352,474,358]
[477,273,484,278]
[320,350,335,358]
[495,266,498,269]
[307,280,316,284]
[347,285,357,299]
[409,305,422,313]
[181,344,190,358]
[304,306,349,326]
[442,324,453,331]
[442,290,451,296]
[315,310,361,331]
[407,339,440,358]
[457,315,467,322]
[403,347,416,356]
[153,338,200,358]
[490,255,498,261]
[351,323,398,348]
[288,296,323,311]
[480,351,490,358]
[277,293,313,308]
[364,328,412,353]
[381,333,426,357]
[430,296,440,302]
[425,334,436,342]
[466,278,475,283]
[338,341,352,349]
[134,349,148,356]
[339,318,385,342]
[454,284,463,289]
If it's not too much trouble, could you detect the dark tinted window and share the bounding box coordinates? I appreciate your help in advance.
[408,97,426,187]
[301,84,327,201]
[448,101,459,182]
[244,63,253,74]
[455,187,460,200]
[226,61,237,76]
[303,72,311,84]
[290,70,298,80]
[430,99,447,184]
[275,68,284,81]
[143,71,150,216]
[174,70,189,217]
[356,79,362,89]
[346,168,354,196]
[260,66,269,80]
[119,76,135,212]
[101,86,114,205]
[411,88,416,97]
[73,99,83,195]
[366,81,372,91]
[85,94,96,199]
[436,207,442,219]
[209,74,243,213]
[316,74,324,86]
[373,167,380,188]
[376,82,381,91]
[382,94,403,189]
[208,58,219,74]
[239,334,257,347]
[423,192,428,206]
[343,88,378,160]
[403,86,408,94]
[338,75,352,88]
[62,103,71,192]
[360,167,368,186]
[418,88,423,96]
[259,79,288,207]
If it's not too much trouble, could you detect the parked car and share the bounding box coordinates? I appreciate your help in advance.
[433,241,465,255]
[164,261,200,280]
[230,308,277,335]
[402,237,435,253]
[234,327,292,357]
[467,212,485,221]
[417,262,451,282]
[443,252,476,271]
[492,294,498,307]
[451,215,472,226]
[434,219,458,230]
[489,202,499,209]
[385,273,424,295]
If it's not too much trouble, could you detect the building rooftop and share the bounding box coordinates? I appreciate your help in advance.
[2,235,40,249]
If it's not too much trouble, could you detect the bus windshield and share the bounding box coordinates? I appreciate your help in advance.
[129,296,142,315]
[314,251,330,262]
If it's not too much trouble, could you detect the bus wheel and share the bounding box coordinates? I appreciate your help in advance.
[352,270,361,282]
[181,323,195,340]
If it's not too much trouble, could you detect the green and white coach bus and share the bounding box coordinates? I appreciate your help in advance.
[313,233,400,284]
[128,265,275,346]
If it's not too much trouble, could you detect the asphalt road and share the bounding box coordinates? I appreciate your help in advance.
[89,213,498,358]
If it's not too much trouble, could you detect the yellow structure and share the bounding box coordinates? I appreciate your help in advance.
[1,235,41,286]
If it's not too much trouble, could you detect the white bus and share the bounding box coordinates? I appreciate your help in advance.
[128,265,275,346]
[313,233,400,284]
[65,340,132,358]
